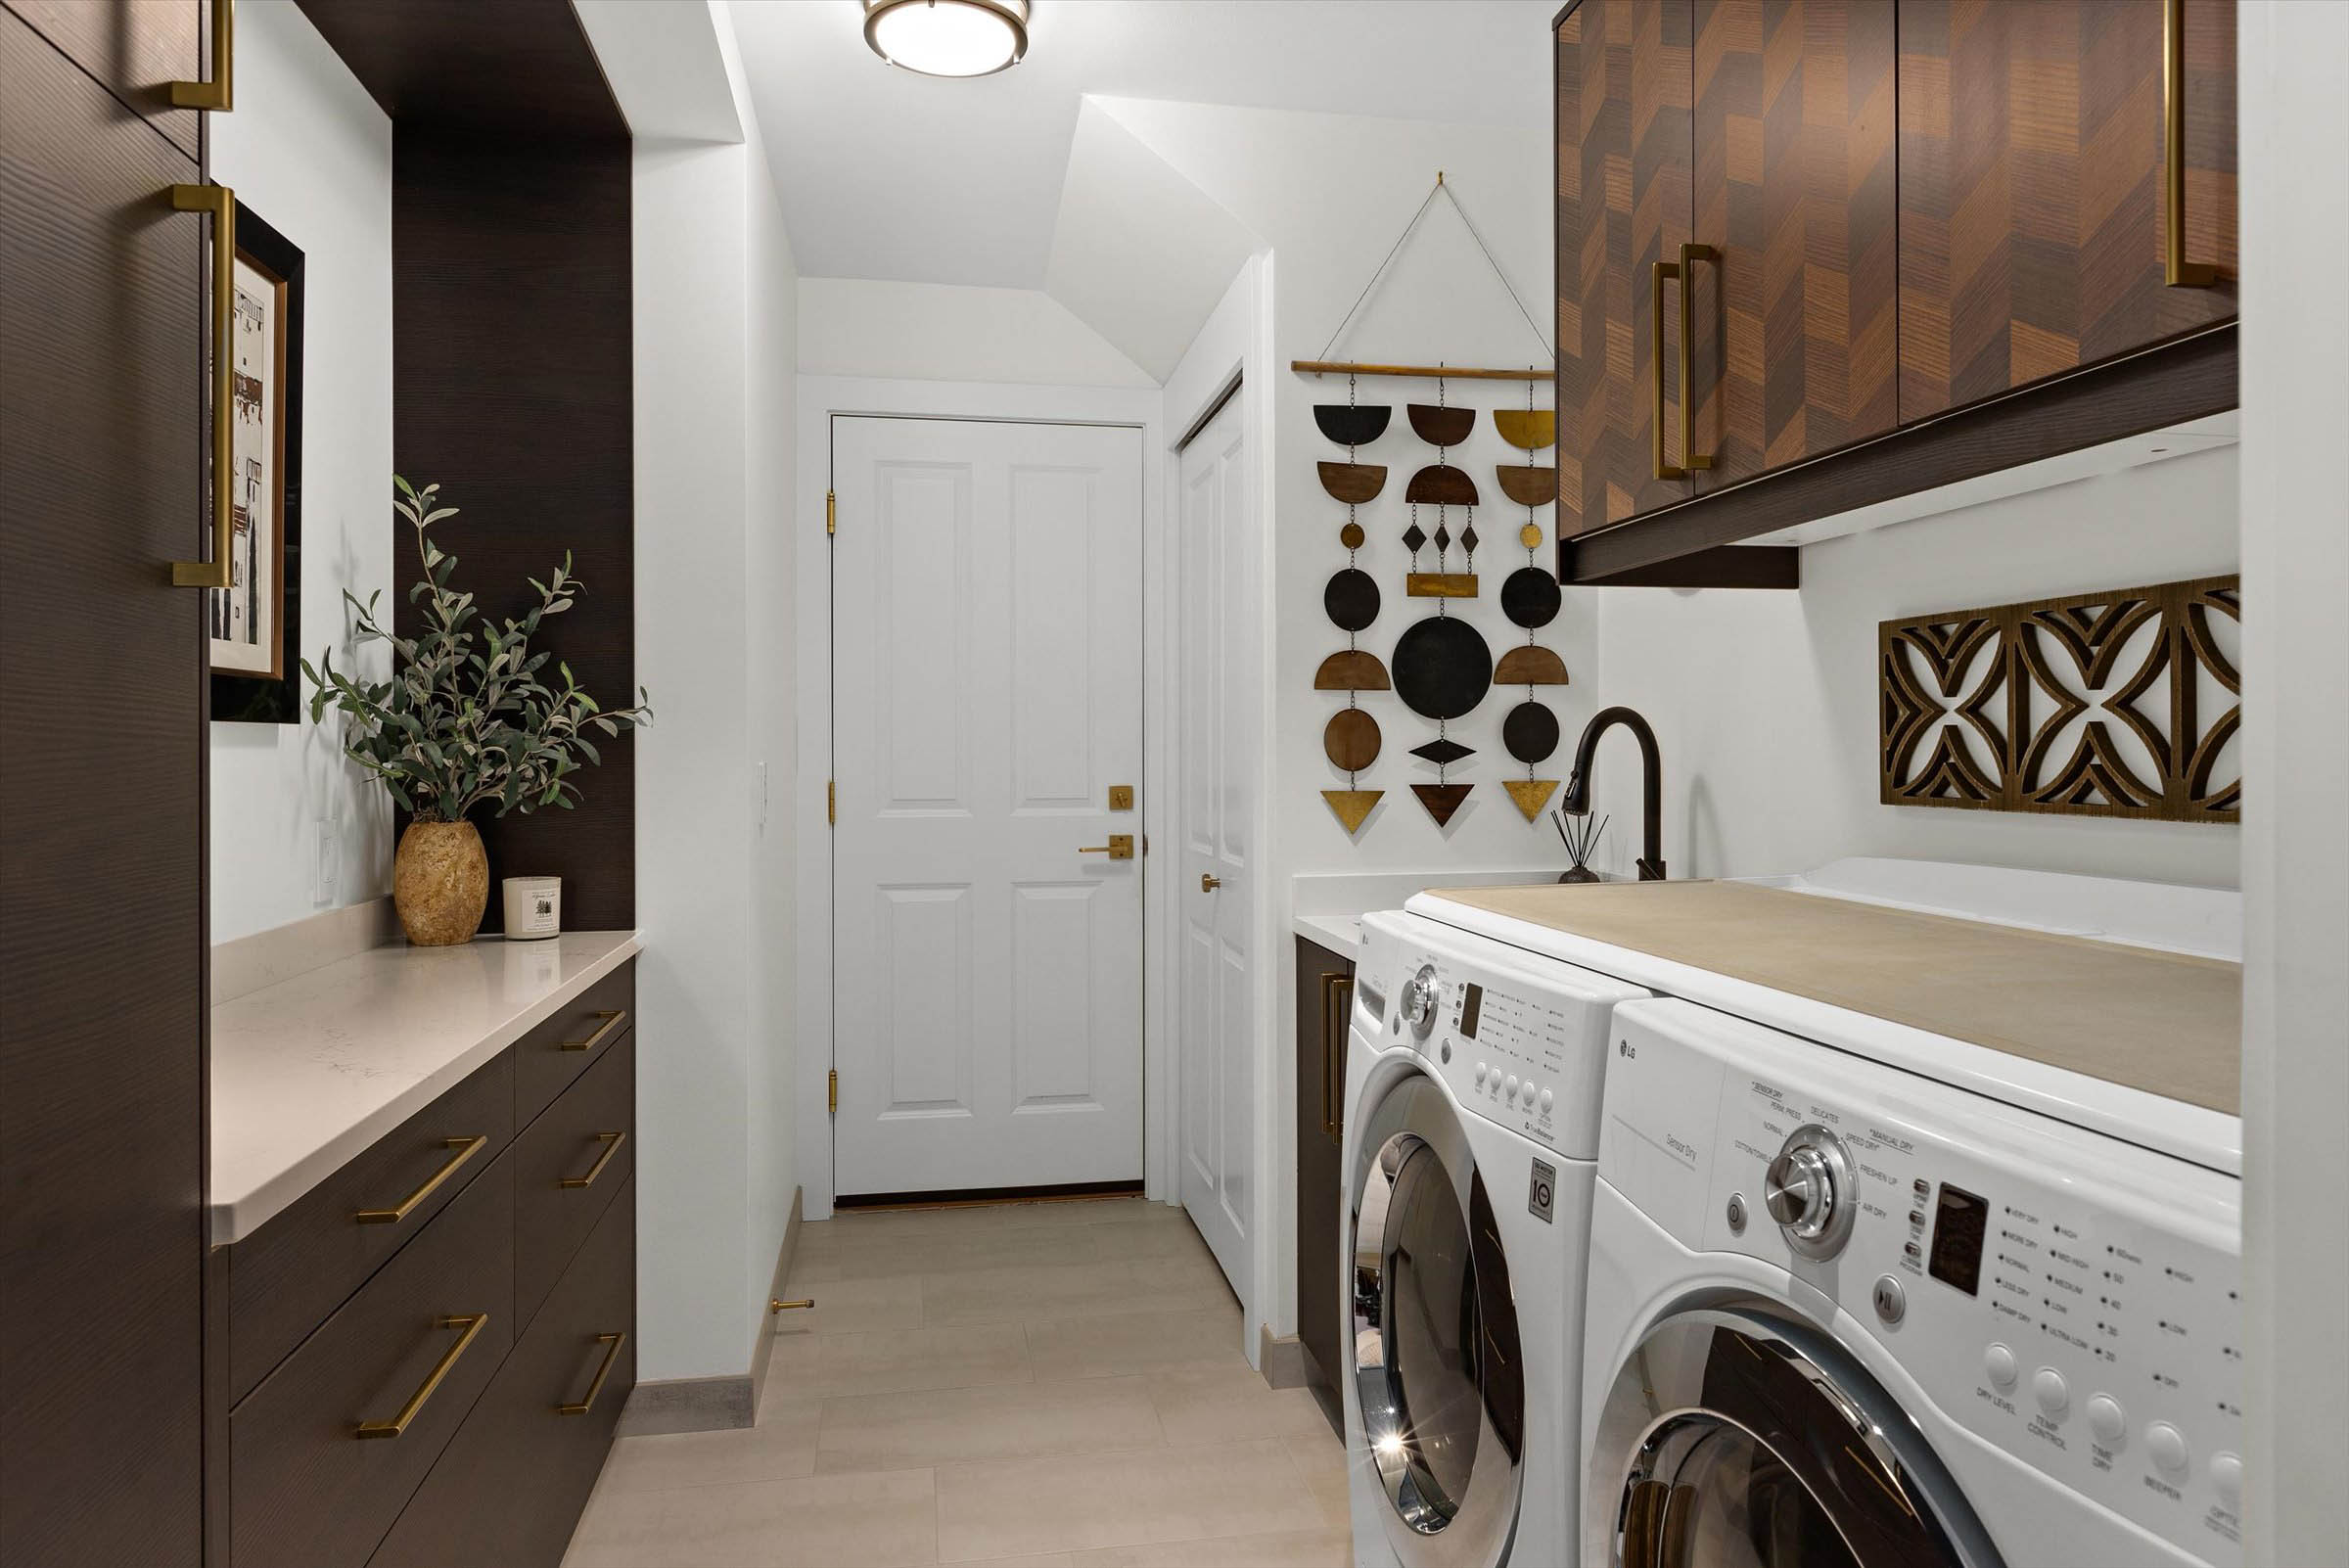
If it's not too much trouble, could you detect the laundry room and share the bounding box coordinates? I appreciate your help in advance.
[3,2,2342,1566]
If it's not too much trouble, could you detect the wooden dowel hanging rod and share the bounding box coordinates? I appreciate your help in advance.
[1291,360,1553,382]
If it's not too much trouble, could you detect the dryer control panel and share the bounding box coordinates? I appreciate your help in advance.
[1356,911,1647,1161]
[1600,995,2245,1568]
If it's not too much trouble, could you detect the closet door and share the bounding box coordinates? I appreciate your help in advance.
[2,0,205,159]
[1557,0,1695,537]
[0,11,207,1566]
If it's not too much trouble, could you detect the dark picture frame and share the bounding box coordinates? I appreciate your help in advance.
[210,202,305,724]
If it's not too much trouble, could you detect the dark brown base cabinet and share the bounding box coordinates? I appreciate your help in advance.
[1555,0,2238,583]
[1293,937,1356,1408]
[226,965,638,1568]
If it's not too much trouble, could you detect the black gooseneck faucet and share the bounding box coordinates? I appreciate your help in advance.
[1561,706,1665,881]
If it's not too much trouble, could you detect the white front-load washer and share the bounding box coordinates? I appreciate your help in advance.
[1581,995,2244,1568]
[1340,909,1647,1568]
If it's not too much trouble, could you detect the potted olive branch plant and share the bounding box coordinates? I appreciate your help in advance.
[304,477,652,945]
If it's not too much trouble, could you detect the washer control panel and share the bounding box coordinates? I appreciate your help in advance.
[1600,995,2245,1567]
[1357,910,1646,1160]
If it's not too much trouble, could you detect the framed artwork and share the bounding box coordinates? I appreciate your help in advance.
[210,203,304,723]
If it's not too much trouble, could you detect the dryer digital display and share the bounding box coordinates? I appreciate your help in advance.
[1928,1182,1988,1296]
[1458,983,1484,1039]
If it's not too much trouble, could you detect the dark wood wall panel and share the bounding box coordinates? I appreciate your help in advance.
[1691,0,1898,482]
[0,11,207,1563]
[1896,0,2237,421]
[4,0,204,159]
[392,131,634,933]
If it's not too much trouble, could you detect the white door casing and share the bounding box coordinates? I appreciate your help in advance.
[1176,389,1257,1299]
[830,416,1145,1197]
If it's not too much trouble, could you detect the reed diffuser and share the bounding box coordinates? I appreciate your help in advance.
[1553,808,1608,884]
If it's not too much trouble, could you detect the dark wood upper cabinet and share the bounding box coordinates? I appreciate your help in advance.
[1689,0,1900,484]
[4,0,206,160]
[1897,0,2237,419]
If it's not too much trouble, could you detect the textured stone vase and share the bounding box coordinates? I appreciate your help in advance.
[393,819,489,946]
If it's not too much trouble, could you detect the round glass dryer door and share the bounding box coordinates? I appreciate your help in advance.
[1350,1071,1525,1568]
[1587,1302,2005,1568]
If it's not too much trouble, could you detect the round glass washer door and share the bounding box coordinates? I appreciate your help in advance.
[1587,1301,2005,1568]
[1350,1070,1525,1568]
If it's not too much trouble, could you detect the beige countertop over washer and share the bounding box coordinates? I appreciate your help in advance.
[1422,881,2242,1116]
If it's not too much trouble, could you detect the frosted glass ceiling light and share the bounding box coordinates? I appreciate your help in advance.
[863,0,1030,78]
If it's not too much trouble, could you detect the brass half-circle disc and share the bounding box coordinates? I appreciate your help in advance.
[1404,464,1480,507]
[1407,404,1476,447]
[1492,409,1557,450]
[1495,465,1558,508]
[1324,708,1382,772]
[1314,650,1392,691]
[1314,404,1392,446]
[1494,644,1570,685]
[1318,461,1387,505]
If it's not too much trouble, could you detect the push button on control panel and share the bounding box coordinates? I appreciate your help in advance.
[2210,1452,2243,1509]
[2086,1394,2126,1446]
[1870,1274,1906,1325]
[2146,1421,2190,1476]
[2032,1367,2070,1418]
[1984,1344,2018,1390]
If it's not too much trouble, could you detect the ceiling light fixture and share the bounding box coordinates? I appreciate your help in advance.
[863,0,1030,79]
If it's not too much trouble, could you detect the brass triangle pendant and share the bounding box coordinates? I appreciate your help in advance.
[1411,783,1472,827]
[1322,789,1382,835]
[1503,779,1560,821]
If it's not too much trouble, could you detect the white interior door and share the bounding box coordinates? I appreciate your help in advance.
[1176,389,1257,1299]
[831,416,1145,1197]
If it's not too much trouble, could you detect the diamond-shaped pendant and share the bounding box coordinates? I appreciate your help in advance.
[1402,524,1428,554]
[1460,524,1480,556]
[1410,738,1475,766]
[1433,524,1451,554]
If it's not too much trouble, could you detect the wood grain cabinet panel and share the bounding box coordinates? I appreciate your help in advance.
[4,0,204,159]
[1689,0,1900,482]
[513,959,635,1126]
[512,1032,634,1334]
[368,1178,636,1568]
[1896,0,2237,420]
[1292,938,1354,1407]
[1558,0,1696,536]
[230,1153,516,1568]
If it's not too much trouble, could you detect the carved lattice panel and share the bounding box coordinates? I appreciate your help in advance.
[1879,576,2240,823]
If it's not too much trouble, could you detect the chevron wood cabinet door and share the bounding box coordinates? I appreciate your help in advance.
[1896,0,2237,421]
[1557,0,1696,537]
[1688,0,1899,484]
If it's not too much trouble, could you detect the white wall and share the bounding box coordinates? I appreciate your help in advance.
[2236,2,2349,1557]
[1588,448,2243,888]
[798,277,1155,388]
[207,0,393,943]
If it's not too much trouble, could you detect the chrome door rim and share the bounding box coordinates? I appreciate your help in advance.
[1349,1069,1525,1568]
[1588,1300,2005,1568]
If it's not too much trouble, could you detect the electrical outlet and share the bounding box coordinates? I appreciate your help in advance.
[313,818,340,904]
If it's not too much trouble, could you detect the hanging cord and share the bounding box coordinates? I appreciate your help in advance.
[1313,172,1555,365]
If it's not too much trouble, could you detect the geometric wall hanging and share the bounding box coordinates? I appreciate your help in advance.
[1878,575,2240,822]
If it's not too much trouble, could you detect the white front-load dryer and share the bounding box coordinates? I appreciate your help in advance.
[1340,909,1645,1568]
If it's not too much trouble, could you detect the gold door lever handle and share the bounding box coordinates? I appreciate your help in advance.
[770,1298,816,1313]
[1201,874,1223,892]
[1078,836,1134,860]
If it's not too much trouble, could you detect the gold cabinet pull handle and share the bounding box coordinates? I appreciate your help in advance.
[168,183,234,587]
[770,1298,816,1313]
[2163,0,2218,286]
[355,1314,487,1439]
[1678,243,1718,472]
[558,1131,627,1190]
[556,1332,627,1416]
[560,1009,627,1053]
[1650,257,1686,481]
[169,0,234,111]
[1319,972,1352,1142]
[355,1135,487,1224]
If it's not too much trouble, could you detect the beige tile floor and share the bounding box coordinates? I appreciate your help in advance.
[562,1196,1353,1568]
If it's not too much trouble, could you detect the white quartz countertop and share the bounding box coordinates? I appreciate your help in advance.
[1294,912,1363,954]
[210,930,641,1245]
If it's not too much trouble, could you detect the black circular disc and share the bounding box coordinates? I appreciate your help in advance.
[1392,616,1494,721]
[1501,567,1563,629]
[1324,568,1380,631]
[1503,700,1560,764]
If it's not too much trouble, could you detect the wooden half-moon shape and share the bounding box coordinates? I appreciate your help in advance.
[1494,644,1570,685]
[1317,461,1387,505]
[1411,782,1473,827]
[1324,708,1382,772]
[1323,789,1383,835]
[1314,404,1391,447]
[1504,700,1560,764]
[1392,616,1493,721]
[1492,409,1557,450]
[1503,779,1560,821]
[1407,404,1475,448]
[1324,568,1380,631]
[1405,464,1480,506]
[1313,650,1391,691]
[1495,465,1558,508]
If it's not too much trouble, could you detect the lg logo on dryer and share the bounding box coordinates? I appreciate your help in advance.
[1618,1038,1635,1059]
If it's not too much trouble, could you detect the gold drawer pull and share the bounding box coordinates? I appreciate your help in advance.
[560,1009,627,1053]
[168,182,234,588]
[355,1314,487,1439]
[355,1135,487,1224]
[169,0,234,111]
[557,1332,627,1417]
[558,1131,627,1190]
[2163,0,2218,287]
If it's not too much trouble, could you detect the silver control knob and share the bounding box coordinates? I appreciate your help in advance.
[1762,1126,1857,1259]
[1399,965,1440,1036]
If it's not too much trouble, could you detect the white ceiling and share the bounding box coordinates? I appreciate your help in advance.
[725,0,1557,287]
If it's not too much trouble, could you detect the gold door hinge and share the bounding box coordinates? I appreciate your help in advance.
[827,780,836,825]
[826,489,837,535]
[828,1070,838,1116]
